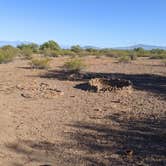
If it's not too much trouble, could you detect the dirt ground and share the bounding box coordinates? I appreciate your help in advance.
[0,56,165,166]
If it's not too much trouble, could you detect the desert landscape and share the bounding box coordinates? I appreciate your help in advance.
[1,1,166,165]
[0,54,165,166]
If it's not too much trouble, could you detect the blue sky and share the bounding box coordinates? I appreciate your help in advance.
[0,0,166,47]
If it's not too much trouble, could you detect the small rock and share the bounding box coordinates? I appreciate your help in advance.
[94,108,101,111]
[21,93,32,98]
[110,154,120,159]
[125,149,134,157]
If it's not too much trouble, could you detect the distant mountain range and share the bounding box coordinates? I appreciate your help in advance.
[114,44,166,50]
[0,41,31,47]
[0,41,166,50]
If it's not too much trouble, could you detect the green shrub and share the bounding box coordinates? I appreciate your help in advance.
[70,45,82,53]
[17,43,39,53]
[118,55,131,63]
[150,54,166,59]
[151,49,165,54]
[21,48,33,59]
[43,49,61,57]
[61,50,77,56]
[0,47,18,63]
[129,52,137,60]
[63,58,86,73]
[0,51,13,63]
[40,40,61,51]
[30,57,51,69]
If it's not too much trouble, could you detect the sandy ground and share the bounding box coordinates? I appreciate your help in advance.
[0,57,165,166]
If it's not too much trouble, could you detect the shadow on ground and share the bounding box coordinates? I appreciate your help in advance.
[39,70,166,98]
[69,115,166,165]
[6,114,166,166]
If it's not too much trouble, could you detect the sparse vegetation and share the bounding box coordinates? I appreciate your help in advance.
[0,46,19,63]
[43,49,61,57]
[71,45,82,53]
[129,52,137,60]
[21,47,33,59]
[150,54,166,59]
[63,58,86,73]
[30,57,51,69]
[17,43,39,53]
[118,55,131,63]
[40,40,61,51]
[1,41,166,62]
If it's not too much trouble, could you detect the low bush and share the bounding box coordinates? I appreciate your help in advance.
[150,54,166,59]
[21,47,33,59]
[43,49,61,57]
[17,43,39,53]
[118,55,131,63]
[40,40,61,51]
[0,46,18,63]
[61,50,77,56]
[63,58,86,73]
[0,51,13,63]
[129,52,137,60]
[30,57,51,69]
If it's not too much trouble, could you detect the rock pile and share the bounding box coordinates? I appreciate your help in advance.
[16,81,64,99]
[88,78,133,93]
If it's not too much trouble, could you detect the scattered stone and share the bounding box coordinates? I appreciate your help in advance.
[17,81,64,99]
[21,93,32,98]
[110,154,120,159]
[94,108,102,112]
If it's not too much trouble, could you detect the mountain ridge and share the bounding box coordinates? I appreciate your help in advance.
[114,44,166,50]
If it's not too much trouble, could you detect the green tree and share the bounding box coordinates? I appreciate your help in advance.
[17,43,39,52]
[134,47,145,56]
[71,45,82,53]
[151,49,165,54]
[134,47,144,52]
[40,40,61,51]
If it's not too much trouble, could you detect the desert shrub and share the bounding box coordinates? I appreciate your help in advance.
[150,54,166,59]
[0,46,18,63]
[129,52,137,60]
[21,47,33,59]
[105,50,131,58]
[70,45,82,53]
[43,49,62,57]
[151,49,165,54]
[41,49,77,57]
[17,43,39,53]
[0,50,14,63]
[0,52,8,63]
[118,55,131,63]
[134,47,144,52]
[1,45,20,56]
[30,57,51,69]
[40,40,61,51]
[61,50,77,56]
[0,52,14,63]
[63,58,86,73]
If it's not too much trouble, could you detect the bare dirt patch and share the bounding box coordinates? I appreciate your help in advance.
[16,81,64,99]
[0,57,165,165]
